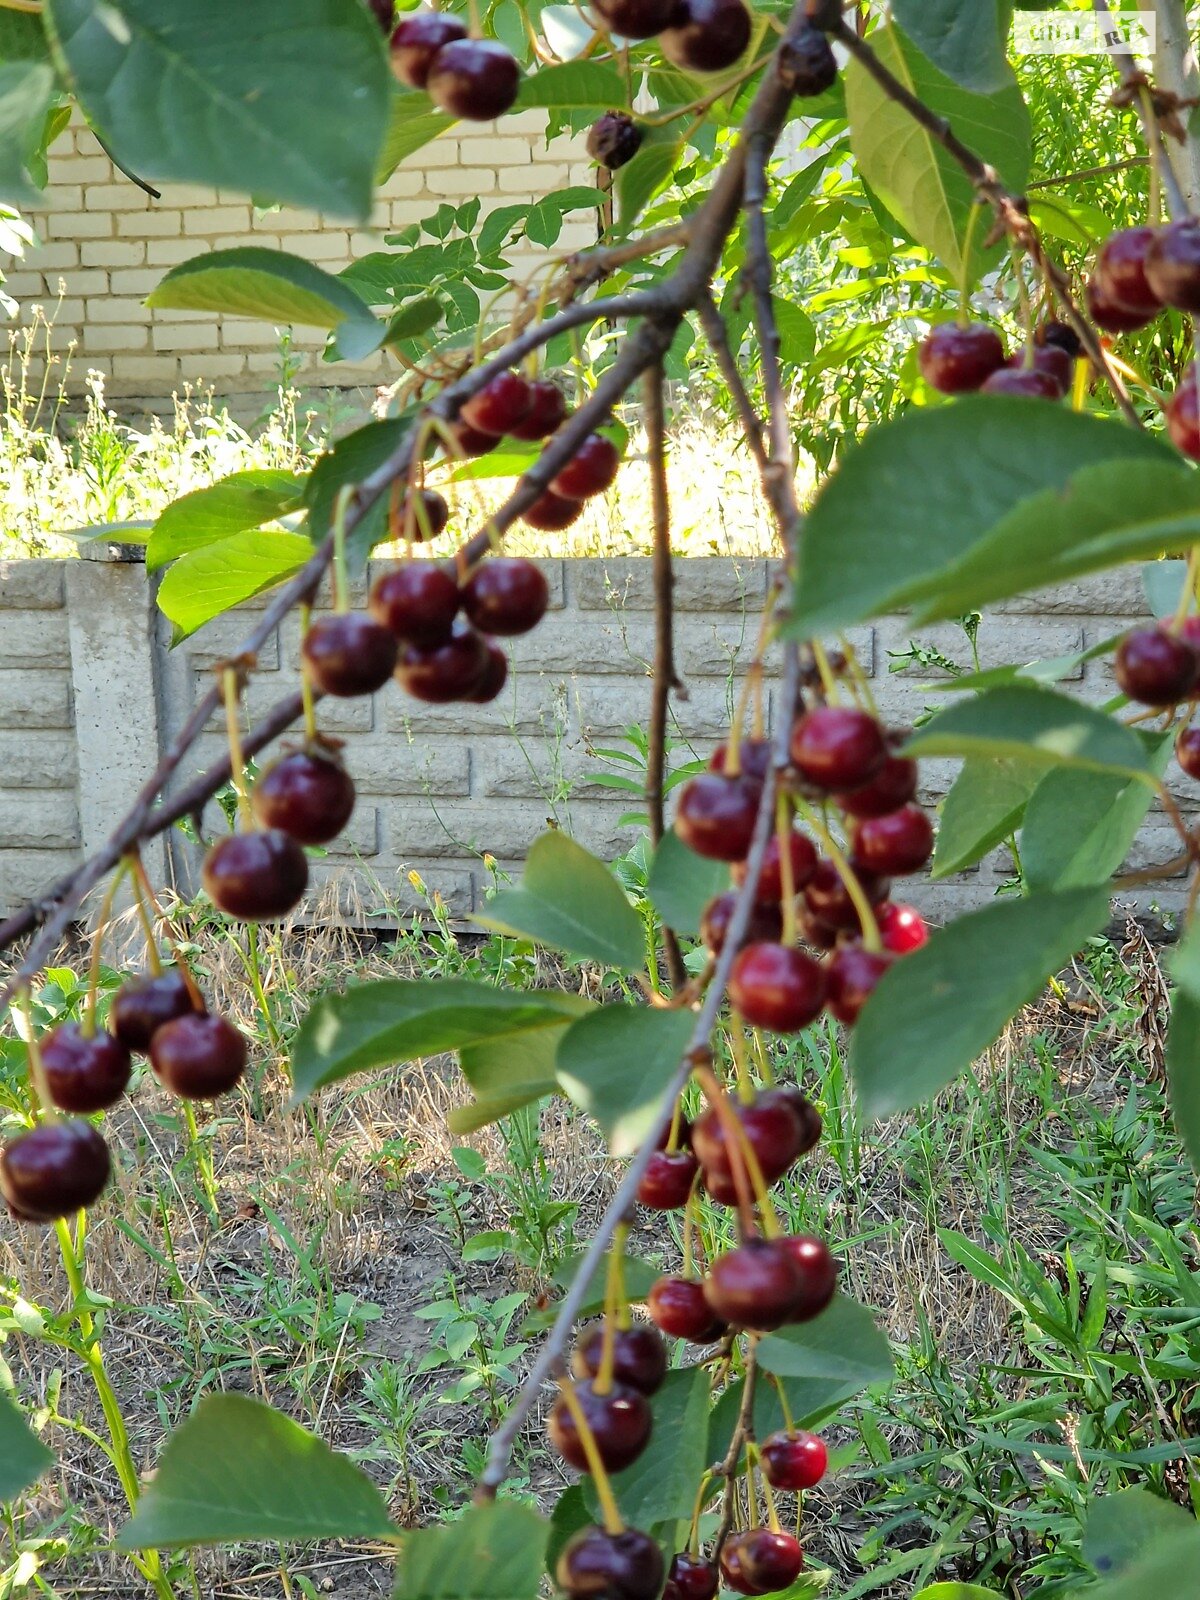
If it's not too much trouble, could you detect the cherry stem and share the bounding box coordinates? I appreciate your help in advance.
[331,486,353,614]
[793,799,883,954]
[753,1444,782,1533]
[728,1013,756,1104]
[1173,549,1200,632]
[688,1469,717,1555]
[695,1065,780,1238]
[84,861,128,1039]
[596,1230,625,1394]
[18,985,57,1124]
[836,633,878,718]
[682,1169,700,1279]
[666,1095,685,1153]
[128,853,206,1012]
[221,666,254,831]
[127,871,164,978]
[770,1371,795,1434]
[556,1375,625,1535]
[957,200,986,323]
[299,603,320,744]
[775,792,798,948]
[810,640,840,705]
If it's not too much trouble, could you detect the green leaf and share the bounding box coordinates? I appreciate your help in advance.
[377,89,455,180]
[452,992,592,1136]
[615,134,682,230]
[146,471,304,572]
[708,1371,862,1463]
[913,1587,1001,1600]
[1082,1487,1191,1578]
[393,1501,547,1600]
[932,756,1041,878]
[0,1390,53,1502]
[155,529,313,642]
[474,833,645,971]
[546,1487,591,1578]
[844,21,1028,284]
[1080,1528,1200,1600]
[44,0,389,220]
[892,0,1013,93]
[1021,734,1172,891]
[303,415,408,568]
[756,1296,894,1388]
[148,249,382,348]
[516,61,625,109]
[119,1394,395,1548]
[556,1006,695,1156]
[290,977,590,1103]
[905,686,1155,778]
[1167,986,1200,1177]
[0,60,54,207]
[851,888,1112,1118]
[787,400,1176,638]
[584,1369,713,1528]
[645,832,729,937]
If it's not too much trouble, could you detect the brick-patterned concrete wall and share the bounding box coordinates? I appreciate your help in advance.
[3,112,593,404]
[0,554,1187,927]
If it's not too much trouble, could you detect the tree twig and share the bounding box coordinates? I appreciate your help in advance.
[696,290,768,472]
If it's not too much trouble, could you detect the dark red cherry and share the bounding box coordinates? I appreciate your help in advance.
[790,707,887,792]
[547,1380,652,1472]
[460,369,533,437]
[395,487,449,541]
[704,1239,804,1332]
[637,1148,699,1210]
[1094,226,1163,317]
[395,618,490,703]
[663,1552,719,1600]
[252,750,355,846]
[1040,319,1082,358]
[772,1084,822,1155]
[708,737,772,782]
[552,434,621,500]
[851,804,934,876]
[720,1529,804,1596]
[572,1323,668,1394]
[839,753,918,819]
[202,830,308,921]
[778,1234,838,1322]
[111,969,199,1053]
[557,1526,664,1600]
[674,772,762,862]
[878,901,929,954]
[699,891,783,955]
[761,1429,828,1492]
[918,322,1005,394]
[587,111,643,170]
[647,1276,727,1343]
[783,23,838,94]
[369,561,460,648]
[1178,726,1200,779]
[425,38,520,121]
[389,10,467,88]
[448,418,501,457]
[367,0,394,36]
[1167,368,1200,459]
[728,943,828,1032]
[592,0,679,38]
[150,1011,248,1100]
[661,0,751,73]
[40,1022,131,1114]
[691,1089,809,1194]
[799,908,838,950]
[803,859,890,932]
[825,944,893,1026]
[981,366,1064,401]
[1114,626,1199,706]
[732,828,818,901]
[0,1120,110,1222]
[1007,343,1074,396]
[509,380,568,441]
[466,643,508,704]
[522,489,584,530]
[461,557,548,636]
[302,613,398,697]
[1145,218,1200,312]
[1086,275,1156,333]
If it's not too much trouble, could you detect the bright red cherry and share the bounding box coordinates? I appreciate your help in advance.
[1167,368,1200,459]
[646,1276,727,1343]
[591,0,679,38]
[790,707,887,792]
[919,322,1006,393]
[732,828,818,901]
[509,380,568,441]
[395,619,490,703]
[760,1429,828,1491]
[466,643,508,704]
[720,1529,804,1595]
[878,901,929,955]
[663,1552,719,1600]
[111,969,199,1052]
[557,1526,664,1600]
[572,1323,668,1394]
[708,737,773,782]
[851,804,934,876]
[804,859,890,932]
[395,487,450,541]
[0,1121,110,1222]
[522,489,584,530]
[460,369,533,437]
[637,1148,699,1210]
[1094,226,1163,317]
[1114,626,1199,706]
[149,1012,248,1100]
[389,10,467,88]
[661,0,751,73]
[40,1023,131,1114]
[546,1380,652,1472]
[674,772,761,861]
[1086,276,1156,333]
[839,753,918,819]
[552,434,621,500]
[699,891,783,955]
[461,557,548,636]
[252,750,355,846]
[1145,218,1200,312]
[728,943,828,1032]
[691,1088,810,1198]
[704,1239,804,1332]
[425,38,521,121]
[778,1234,838,1322]
[202,830,308,921]
[825,944,893,1026]
[302,613,398,697]
[1178,726,1200,779]
[370,561,460,648]
[981,366,1064,401]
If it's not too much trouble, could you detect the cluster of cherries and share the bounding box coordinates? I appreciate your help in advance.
[675,706,931,1035]
[1114,612,1200,784]
[918,315,1081,403]
[0,966,248,1224]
